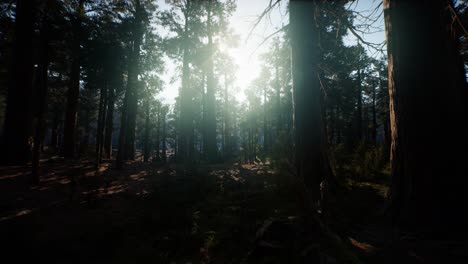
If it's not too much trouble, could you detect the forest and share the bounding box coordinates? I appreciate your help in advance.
[0,0,467,263]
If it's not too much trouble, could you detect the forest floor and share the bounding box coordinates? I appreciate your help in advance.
[0,158,467,263]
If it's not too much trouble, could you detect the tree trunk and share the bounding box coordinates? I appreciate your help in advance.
[104,85,115,159]
[384,0,468,234]
[50,111,60,152]
[177,2,194,164]
[205,0,217,163]
[371,80,377,146]
[32,18,50,184]
[274,40,281,135]
[291,0,330,205]
[95,79,108,166]
[161,108,167,163]
[1,0,35,165]
[117,2,142,167]
[223,73,230,160]
[63,0,84,159]
[143,98,151,162]
[116,85,129,169]
[355,53,363,144]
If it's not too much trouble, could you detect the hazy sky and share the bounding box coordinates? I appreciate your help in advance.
[157,0,385,104]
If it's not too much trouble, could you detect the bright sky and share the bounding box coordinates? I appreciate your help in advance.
[157,0,385,104]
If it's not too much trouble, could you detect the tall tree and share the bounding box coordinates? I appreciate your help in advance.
[1,0,36,164]
[63,0,85,159]
[32,5,51,183]
[384,0,468,234]
[290,0,330,205]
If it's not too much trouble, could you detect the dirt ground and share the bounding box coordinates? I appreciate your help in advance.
[1,159,467,263]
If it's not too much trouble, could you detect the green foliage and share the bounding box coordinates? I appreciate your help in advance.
[332,143,390,183]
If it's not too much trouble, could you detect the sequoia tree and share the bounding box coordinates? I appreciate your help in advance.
[384,0,468,234]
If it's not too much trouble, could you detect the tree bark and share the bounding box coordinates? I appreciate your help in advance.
[177,2,194,164]
[384,0,468,234]
[95,78,108,166]
[32,17,50,184]
[161,107,167,163]
[371,80,377,146]
[223,73,230,160]
[1,0,35,165]
[263,86,268,155]
[104,85,115,159]
[205,0,217,163]
[291,0,330,206]
[63,0,84,159]
[143,97,151,162]
[117,1,142,167]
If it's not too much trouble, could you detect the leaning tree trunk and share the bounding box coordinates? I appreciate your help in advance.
[1,0,35,165]
[291,0,331,205]
[384,0,468,235]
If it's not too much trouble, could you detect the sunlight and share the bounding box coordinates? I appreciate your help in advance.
[158,0,287,104]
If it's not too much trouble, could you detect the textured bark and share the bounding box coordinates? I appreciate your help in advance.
[1,0,35,164]
[384,0,468,234]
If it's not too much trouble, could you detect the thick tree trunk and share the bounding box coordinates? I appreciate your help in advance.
[291,0,330,205]
[63,0,84,159]
[384,0,468,234]
[1,0,35,165]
